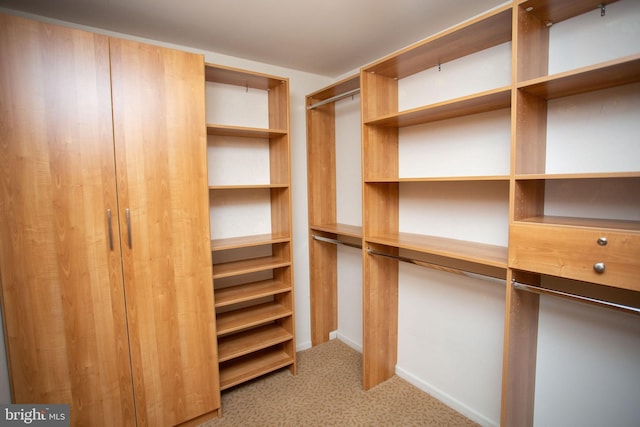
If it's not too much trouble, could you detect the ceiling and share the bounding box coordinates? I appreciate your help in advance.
[0,0,506,77]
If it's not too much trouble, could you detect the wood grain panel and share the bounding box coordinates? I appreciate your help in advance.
[501,271,539,427]
[109,38,219,426]
[510,223,640,291]
[0,14,135,426]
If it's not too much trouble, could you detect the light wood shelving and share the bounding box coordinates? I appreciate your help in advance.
[307,1,638,424]
[359,3,513,391]
[205,63,296,392]
[503,0,640,425]
[306,74,363,346]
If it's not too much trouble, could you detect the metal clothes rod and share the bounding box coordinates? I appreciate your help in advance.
[512,280,640,316]
[366,247,504,284]
[312,234,362,249]
[307,88,361,110]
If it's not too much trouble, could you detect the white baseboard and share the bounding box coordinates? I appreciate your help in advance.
[395,366,498,427]
[334,331,362,353]
[296,340,312,352]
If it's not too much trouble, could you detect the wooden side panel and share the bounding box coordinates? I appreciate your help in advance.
[515,4,549,82]
[307,99,338,345]
[501,271,539,427]
[109,38,220,426]
[306,102,337,227]
[309,231,338,345]
[0,14,135,425]
[362,241,399,390]
[360,69,400,389]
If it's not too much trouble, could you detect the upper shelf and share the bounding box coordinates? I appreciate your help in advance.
[364,86,511,127]
[211,233,290,252]
[518,54,640,98]
[205,63,287,90]
[207,124,288,138]
[363,5,512,79]
[309,223,363,239]
[306,74,360,105]
[518,0,619,26]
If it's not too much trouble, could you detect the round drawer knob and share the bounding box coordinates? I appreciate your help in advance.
[593,262,606,273]
[597,237,608,246]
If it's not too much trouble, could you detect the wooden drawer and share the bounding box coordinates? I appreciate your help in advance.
[509,223,640,292]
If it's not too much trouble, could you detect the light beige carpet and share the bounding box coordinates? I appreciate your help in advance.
[201,339,479,426]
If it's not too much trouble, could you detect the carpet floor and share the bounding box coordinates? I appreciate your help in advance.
[200,339,479,426]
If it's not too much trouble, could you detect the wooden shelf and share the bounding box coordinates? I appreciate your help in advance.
[306,74,360,105]
[519,0,618,26]
[366,176,511,183]
[518,54,640,99]
[515,172,640,180]
[207,62,295,394]
[364,5,512,79]
[217,324,293,362]
[367,232,508,269]
[216,302,292,336]
[364,86,511,127]
[515,216,640,232]
[212,255,290,279]
[205,63,287,90]
[215,280,291,308]
[309,223,363,239]
[209,184,289,190]
[211,233,290,252]
[207,123,287,138]
[219,347,293,390]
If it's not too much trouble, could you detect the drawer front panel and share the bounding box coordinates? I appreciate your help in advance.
[509,223,640,292]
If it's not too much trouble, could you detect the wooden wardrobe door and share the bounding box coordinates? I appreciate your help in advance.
[0,14,135,426]
[109,38,220,426]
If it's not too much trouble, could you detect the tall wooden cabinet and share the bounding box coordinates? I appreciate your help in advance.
[204,64,296,390]
[0,14,219,426]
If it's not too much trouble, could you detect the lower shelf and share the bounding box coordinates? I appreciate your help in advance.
[219,346,294,390]
[218,324,293,362]
[216,301,292,335]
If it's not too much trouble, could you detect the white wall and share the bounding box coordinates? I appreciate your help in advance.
[335,94,364,351]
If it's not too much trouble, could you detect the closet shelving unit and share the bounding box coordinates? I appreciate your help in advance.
[306,74,362,346]
[205,64,296,391]
[503,0,640,425]
[306,0,638,423]
[359,4,513,390]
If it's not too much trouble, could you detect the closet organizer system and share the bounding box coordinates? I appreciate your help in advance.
[0,13,220,426]
[0,13,295,425]
[205,64,296,391]
[306,1,640,426]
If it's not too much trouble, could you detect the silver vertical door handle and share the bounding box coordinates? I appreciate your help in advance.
[126,208,132,249]
[107,209,114,250]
